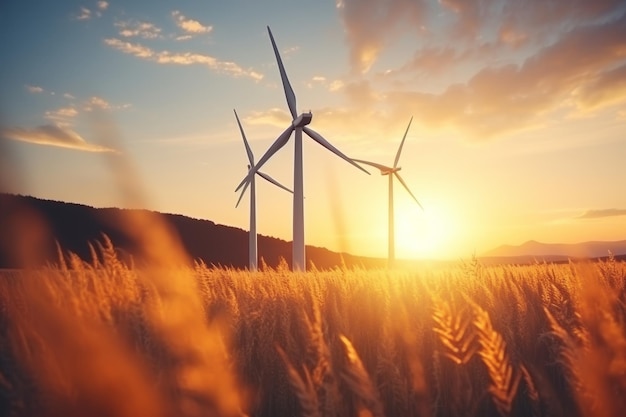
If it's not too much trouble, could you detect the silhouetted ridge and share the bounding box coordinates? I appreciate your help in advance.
[0,193,384,269]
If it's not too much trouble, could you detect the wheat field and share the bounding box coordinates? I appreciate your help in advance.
[1,235,625,417]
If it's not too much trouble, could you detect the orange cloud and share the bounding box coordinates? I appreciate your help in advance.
[171,11,212,34]
[104,38,263,80]
[115,20,162,39]
[1,125,114,152]
[338,0,626,73]
[577,209,626,219]
[383,13,626,138]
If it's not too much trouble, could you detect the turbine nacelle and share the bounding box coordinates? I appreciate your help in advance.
[292,112,312,128]
[381,167,401,176]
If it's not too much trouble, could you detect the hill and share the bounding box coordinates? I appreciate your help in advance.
[0,193,385,270]
[482,239,626,263]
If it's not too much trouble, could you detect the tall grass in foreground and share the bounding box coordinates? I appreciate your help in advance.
[1,242,625,417]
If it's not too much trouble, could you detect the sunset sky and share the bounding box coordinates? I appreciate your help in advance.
[1,0,625,260]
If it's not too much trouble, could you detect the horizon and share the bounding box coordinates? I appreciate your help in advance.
[2,1,626,261]
[4,192,626,264]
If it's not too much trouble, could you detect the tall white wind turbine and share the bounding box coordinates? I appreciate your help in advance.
[233,109,292,271]
[235,26,369,271]
[353,117,423,268]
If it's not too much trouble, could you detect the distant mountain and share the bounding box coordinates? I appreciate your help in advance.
[482,239,626,261]
[0,193,385,270]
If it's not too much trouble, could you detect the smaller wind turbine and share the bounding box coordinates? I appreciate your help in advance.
[353,117,423,268]
[233,109,292,271]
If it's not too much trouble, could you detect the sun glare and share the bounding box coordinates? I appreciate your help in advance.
[395,201,457,260]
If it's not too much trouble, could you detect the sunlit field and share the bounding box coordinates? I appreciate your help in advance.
[1,234,625,417]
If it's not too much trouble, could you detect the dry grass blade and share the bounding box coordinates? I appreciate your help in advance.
[432,296,478,365]
[338,335,386,417]
[472,303,521,416]
[276,345,320,417]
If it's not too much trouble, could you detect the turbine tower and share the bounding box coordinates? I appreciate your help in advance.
[233,109,292,271]
[353,117,423,268]
[236,26,369,271]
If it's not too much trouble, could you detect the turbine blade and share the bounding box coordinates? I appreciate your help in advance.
[235,125,295,192]
[257,170,293,194]
[267,26,297,119]
[235,179,250,208]
[394,172,423,210]
[394,116,413,168]
[234,109,254,164]
[303,127,370,175]
[352,159,393,173]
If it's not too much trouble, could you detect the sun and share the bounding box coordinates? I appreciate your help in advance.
[394,200,458,260]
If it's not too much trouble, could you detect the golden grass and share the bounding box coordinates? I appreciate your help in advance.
[1,243,625,417]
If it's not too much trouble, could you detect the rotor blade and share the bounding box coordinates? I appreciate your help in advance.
[235,178,250,208]
[235,124,295,192]
[303,127,370,175]
[352,159,393,173]
[234,109,254,164]
[267,26,297,119]
[394,116,413,168]
[394,172,423,210]
[257,170,293,194]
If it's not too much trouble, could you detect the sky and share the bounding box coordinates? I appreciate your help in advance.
[1,0,625,260]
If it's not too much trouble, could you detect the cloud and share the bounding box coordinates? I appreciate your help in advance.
[64,93,76,100]
[337,0,626,73]
[577,209,626,219]
[44,107,78,127]
[244,108,292,127]
[104,38,263,80]
[83,96,131,111]
[75,6,92,20]
[175,35,193,42]
[381,12,626,138]
[337,0,430,73]
[25,85,44,94]
[74,2,108,20]
[171,10,212,34]
[574,63,626,111]
[115,20,162,39]
[0,124,114,152]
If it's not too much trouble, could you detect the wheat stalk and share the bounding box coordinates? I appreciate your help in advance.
[338,335,386,417]
[276,345,320,417]
[472,303,521,416]
[432,296,478,365]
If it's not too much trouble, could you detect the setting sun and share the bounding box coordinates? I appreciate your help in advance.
[395,199,459,260]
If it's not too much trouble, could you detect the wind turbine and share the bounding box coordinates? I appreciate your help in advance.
[235,26,369,271]
[353,117,423,268]
[233,109,293,271]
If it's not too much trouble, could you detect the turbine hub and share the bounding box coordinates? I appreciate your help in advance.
[382,167,401,175]
[293,112,312,128]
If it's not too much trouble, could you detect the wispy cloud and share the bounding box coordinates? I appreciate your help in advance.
[171,10,212,35]
[83,96,131,111]
[44,106,79,128]
[74,1,108,20]
[115,20,162,39]
[577,209,626,219]
[104,38,263,80]
[335,0,626,142]
[385,12,626,138]
[25,85,44,94]
[75,6,92,21]
[63,93,76,100]
[338,0,626,73]
[0,124,114,152]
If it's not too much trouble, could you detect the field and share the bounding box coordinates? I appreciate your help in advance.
[1,236,626,417]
